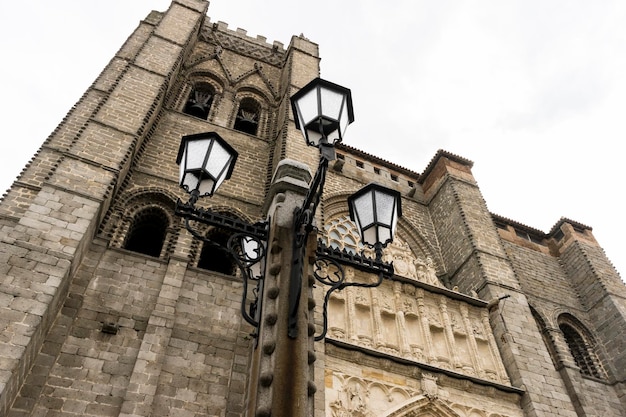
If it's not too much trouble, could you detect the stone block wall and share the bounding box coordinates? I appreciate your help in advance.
[0,2,209,414]
[420,153,580,416]
[503,224,626,414]
[7,239,253,417]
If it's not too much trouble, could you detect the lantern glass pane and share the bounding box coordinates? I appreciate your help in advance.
[319,88,344,120]
[363,226,377,246]
[378,227,391,245]
[324,121,340,143]
[197,178,216,196]
[242,236,259,261]
[181,172,200,193]
[186,139,211,170]
[353,192,374,229]
[304,130,323,146]
[296,88,319,128]
[179,157,187,187]
[339,101,349,137]
[374,190,396,227]
[206,140,232,180]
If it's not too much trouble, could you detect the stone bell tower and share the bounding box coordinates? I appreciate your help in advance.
[0,1,323,415]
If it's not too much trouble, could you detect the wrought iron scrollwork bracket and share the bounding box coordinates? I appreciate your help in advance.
[175,198,269,338]
[312,241,394,341]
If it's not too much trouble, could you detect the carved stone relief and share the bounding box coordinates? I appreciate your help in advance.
[200,27,286,66]
[327,278,509,385]
[325,369,520,417]
[321,215,508,384]
[327,372,418,417]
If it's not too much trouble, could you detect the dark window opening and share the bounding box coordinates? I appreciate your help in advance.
[514,229,544,244]
[553,228,565,241]
[374,167,381,175]
[560,323,603,378]
[197,229,236,275]
[494,220,508,230]
[356,160,364,169]
[184,86,214,120]
[390,174,398,182]
[124,208,168,257]
[233,98,260,135]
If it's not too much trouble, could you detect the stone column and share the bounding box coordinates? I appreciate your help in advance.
[248,159,316,417]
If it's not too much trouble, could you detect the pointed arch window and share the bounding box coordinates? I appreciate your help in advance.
[184,84,214,120]
[124,207,169,257]
[197,228,236,275]
[233,97,260,135]
[558,320,604,379]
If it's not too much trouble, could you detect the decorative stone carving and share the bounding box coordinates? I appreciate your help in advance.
[325,279,510,385]
[326,362,522,417]
[327,373,418,417]
[322,215,443,286]
[200,28,286,66]
[330,382,374,417]
[421,373,439,400]
[320,215,510,386]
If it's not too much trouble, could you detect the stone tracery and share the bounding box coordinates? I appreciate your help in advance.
[321,215,442,286]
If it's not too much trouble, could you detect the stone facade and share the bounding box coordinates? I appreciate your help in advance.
[0,1,624,416]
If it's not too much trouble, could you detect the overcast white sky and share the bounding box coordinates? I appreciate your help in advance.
[0,1,624,279]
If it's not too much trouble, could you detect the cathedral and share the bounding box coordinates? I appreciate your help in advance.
[0,1,624,416]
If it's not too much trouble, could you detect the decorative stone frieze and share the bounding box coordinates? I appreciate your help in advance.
[326,275,509,385]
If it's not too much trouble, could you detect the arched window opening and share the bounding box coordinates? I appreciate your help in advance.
[184,85,214,120]
[124,207,169,257]
[233,97,260,135]
[559,322,603,378]
[197,229,236,275]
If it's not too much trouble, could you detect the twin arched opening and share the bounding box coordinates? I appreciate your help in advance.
[182,76,267,138]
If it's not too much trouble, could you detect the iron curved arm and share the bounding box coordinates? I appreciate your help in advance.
[312,242,394,341]
[184,218,264,329]
[313,254,384,341]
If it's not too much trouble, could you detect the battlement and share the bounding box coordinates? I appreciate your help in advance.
[206,17,286,52]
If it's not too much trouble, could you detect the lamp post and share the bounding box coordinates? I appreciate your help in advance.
[174,77,402,416]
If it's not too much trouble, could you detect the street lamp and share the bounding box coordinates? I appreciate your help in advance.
[348,182,402,258]
[313,182,401,341]
[175,77,401,342]
[176,131,238,201]
[290,77,354,149]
